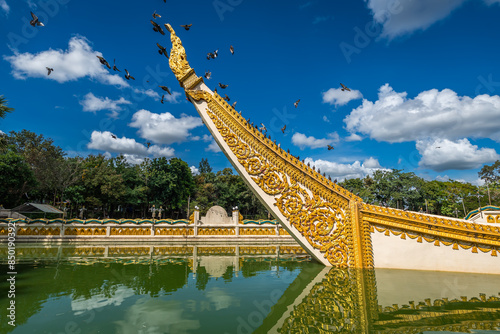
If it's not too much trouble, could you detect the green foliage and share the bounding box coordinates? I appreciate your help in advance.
[0,148,37,207]
[0,95,14,119]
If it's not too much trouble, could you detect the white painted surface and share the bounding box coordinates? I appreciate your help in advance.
[372,230,500,274]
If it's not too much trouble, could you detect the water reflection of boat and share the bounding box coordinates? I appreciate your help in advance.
[259,267,500,333]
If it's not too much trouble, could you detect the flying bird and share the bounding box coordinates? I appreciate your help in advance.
[161,95,165,104]
[294,99,300,108]
[151,20,165,35]
[96,56,111,69]
[436,146,441,149]
[111,134,117,139]
[259,123,267,133]
[230,45,234,55]
[327,145,334,151]
[152,11,161,19]
[124,69,135,80]
[159,85,171,95]
[219,83,228,89]
[46,67,54,76]
[30,12,44,27]
[180,24,192,30]
[157,43,169,58]
[112,59,120,72]
[146,142,151,148]
[281,125,286,134]
[232,101,237,108]
[204,71,211,79]
[207,52,214,60]
[223,94,230,101]
[340,83,351,91]
[213,49,218,58]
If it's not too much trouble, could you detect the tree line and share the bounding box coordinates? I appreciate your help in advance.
[1,129,499,220]
[0,130,268,219]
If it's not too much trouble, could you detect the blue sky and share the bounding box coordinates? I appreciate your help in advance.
[1,0,500,184]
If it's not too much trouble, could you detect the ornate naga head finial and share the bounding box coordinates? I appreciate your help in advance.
[165,23,193,82]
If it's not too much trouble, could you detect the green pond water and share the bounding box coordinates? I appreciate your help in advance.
[1,244,500,334]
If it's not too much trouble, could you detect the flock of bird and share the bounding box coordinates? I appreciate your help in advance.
[29,6,353,155]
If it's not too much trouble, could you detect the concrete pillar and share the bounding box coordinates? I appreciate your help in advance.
[192,245,198,278]
[151,223,155,236]
[193,208,200,236]
[233,209,240,236]
[106,226,111,237]
[60,223,65,237]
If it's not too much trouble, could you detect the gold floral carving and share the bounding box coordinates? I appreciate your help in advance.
[186,89,360,267]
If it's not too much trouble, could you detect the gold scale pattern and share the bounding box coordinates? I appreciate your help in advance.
[362,204,500,256]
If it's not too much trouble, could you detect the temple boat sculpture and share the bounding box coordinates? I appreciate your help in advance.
[164,25,500,274]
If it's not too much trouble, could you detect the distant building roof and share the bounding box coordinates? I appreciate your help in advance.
[12,203,63,214]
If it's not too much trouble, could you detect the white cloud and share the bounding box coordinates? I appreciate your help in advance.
[129,110,203,145]
[0,0,9,14]
[322,115,330,123]
[345,133,362,142]
[365,0,467,39]
[190,166,199,175]
[147,145,175,158]
[88,131,175,159]
[80,93,131,117]
[292,132,339,150]
[305,157,388,181]
[133,88,160,100]
[202,134,212,142]
[312,16,330,24]
[4,36,129,87]
[416,138,499,172]
[206,140,221,153]
[344,84,500,143]
[123,154,144,165]
[88,131,148,156]
[162,91,182,104]
[322,87,362,107]
[0,130,4,135]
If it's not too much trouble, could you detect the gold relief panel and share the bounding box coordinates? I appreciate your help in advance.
[279,246,307,255]
[198,227,235,236]
[108,247,150,256]
[239,227,275,236]
[110,227,150,236]
[155,227,194,236]
[0,227,9,235]
[16,227,60,236]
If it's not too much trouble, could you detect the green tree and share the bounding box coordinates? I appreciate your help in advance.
[0,95,14,119]
[0,148,37,207]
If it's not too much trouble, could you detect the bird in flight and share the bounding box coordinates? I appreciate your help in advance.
[259,123,267,133]
[151,20,165,35]
[46,67,54,76]
[161,95,165,104]
[96,56,111,69]
[111,134,117,139]
[159,86,172,95]
[223,94,230,101]
[230,45,234,55]
[219,83,228,89]
[340,83,351,91]
[152,11,161,19]
[112,59,120,72]
[436,146,441,149]
[30,12,44,27]
[281,125,286,134]
[294,99,300,108]
[157,43,169,58]
[327,145,334,150]
[232,101,237,108]
[204,71,211,79]
[124,69,135,80]
[146,142,151,148]
[207,52,214,60]
[213,50,219,58]
[180,24,192,30]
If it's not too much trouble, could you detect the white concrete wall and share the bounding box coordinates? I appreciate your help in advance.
[372,229,500,274]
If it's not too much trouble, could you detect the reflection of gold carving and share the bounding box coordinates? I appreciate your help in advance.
[154,247,193,255]
[108,247,150,256]
[197,246,235,255]
[239,246,277,255]
[279,246,307,255]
